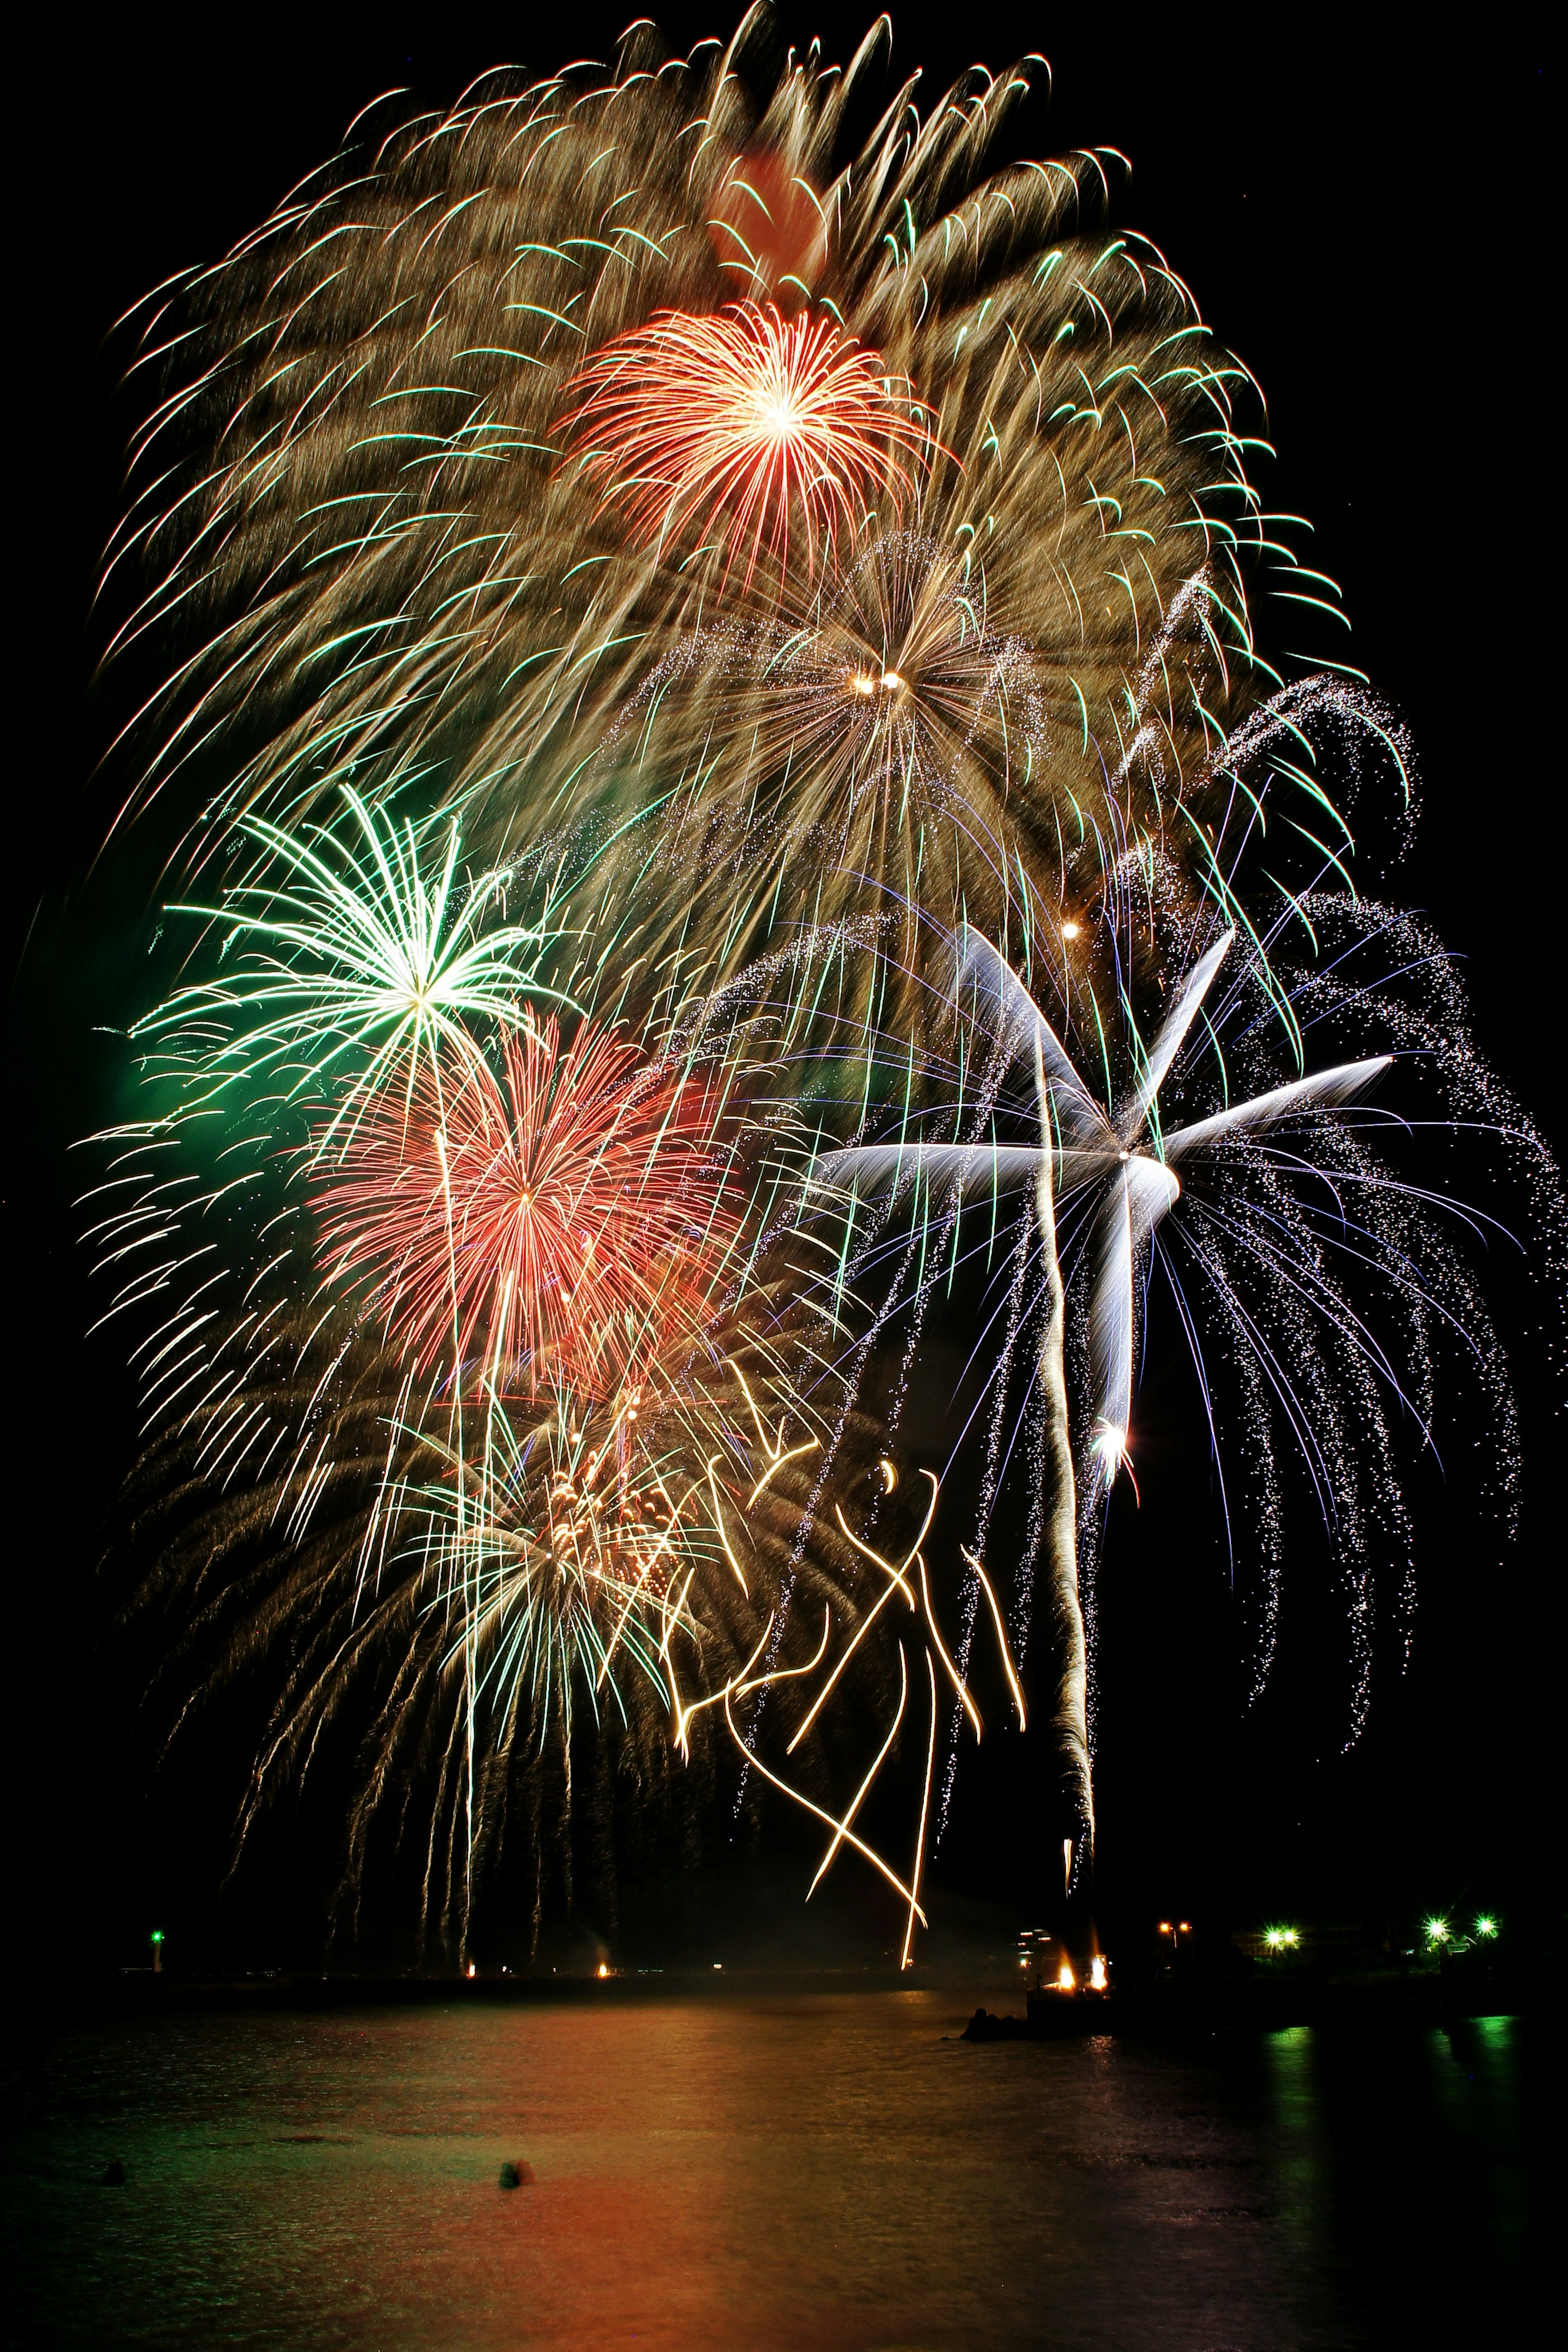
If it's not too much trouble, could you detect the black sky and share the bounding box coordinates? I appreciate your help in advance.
[8,7,1557,1973]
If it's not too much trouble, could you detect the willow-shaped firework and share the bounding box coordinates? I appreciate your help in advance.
[107,10,1293,964]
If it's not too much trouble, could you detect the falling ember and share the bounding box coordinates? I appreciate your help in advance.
[310,1013,740,1396]
[561,303,932,582]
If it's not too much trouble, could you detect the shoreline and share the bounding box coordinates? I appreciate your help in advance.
[14,1958,1536,2035]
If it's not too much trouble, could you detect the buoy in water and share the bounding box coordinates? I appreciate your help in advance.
[102,2160,126,2187]
[498,2160,535,2189]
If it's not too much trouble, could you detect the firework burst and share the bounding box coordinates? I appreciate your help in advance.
[562,302,932,584]
[84,15,1564,1959]
[820,926,1394,1488]
[108,17,1285,959]
[573,528,1049,972]
[130,788,563,1146]
[115,1267,907,1955]
[310,1011,744,1397]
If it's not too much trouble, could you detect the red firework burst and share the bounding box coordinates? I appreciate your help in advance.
[562,303,931,581]
[310,1014,742,1396]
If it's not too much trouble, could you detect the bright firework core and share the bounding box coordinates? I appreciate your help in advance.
[755,532,1040,828]
[760,391,801,437]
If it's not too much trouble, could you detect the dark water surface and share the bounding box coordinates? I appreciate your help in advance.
[4,1991,1535,2349]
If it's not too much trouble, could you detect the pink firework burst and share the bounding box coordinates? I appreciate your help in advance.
[310,1013,742,1396]
[561,302,932,581]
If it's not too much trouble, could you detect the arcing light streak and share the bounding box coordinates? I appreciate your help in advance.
[708,1465,1024,1967]
[900,1650,940,1971]
[724,1679,929,1926]
[962,1548,1028,1731]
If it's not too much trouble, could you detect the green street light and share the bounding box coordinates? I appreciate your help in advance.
[1424,1917,1449,1947]
[1475,1915,1498,1938]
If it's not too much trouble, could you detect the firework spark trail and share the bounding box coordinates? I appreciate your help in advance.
[932,1215,1032,1851]
[1007,1369,1052,1665]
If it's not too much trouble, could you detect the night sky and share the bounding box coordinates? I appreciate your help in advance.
[8,9,1555,1977]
